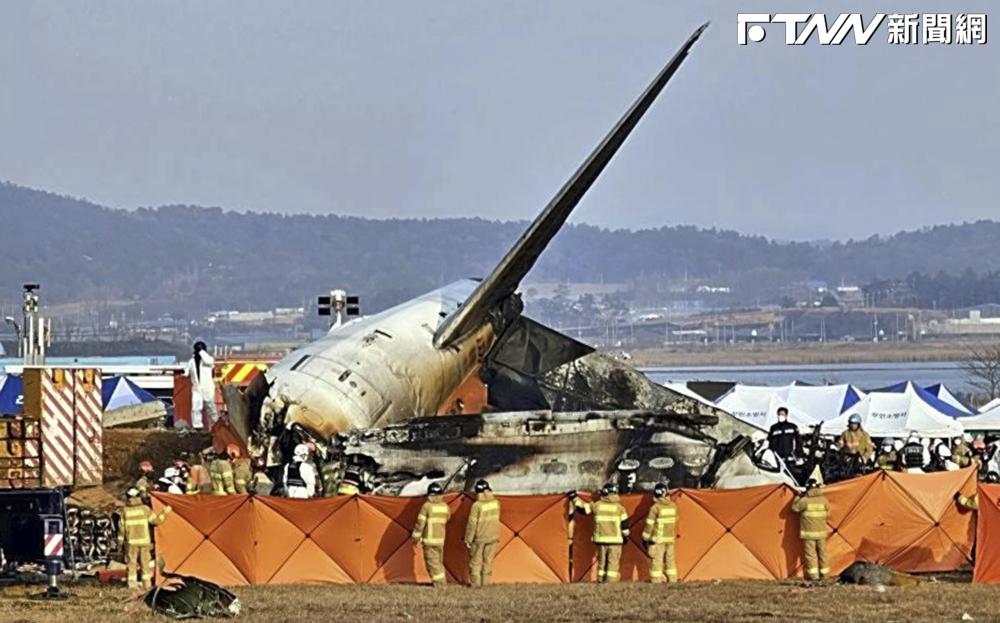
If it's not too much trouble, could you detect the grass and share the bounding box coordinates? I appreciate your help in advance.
[2,578,999,623]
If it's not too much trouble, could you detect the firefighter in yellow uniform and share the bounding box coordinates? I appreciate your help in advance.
[229,445,252,494]
[465,479,501,587]
[336,467,363,496]
[412,482,450,587]
[957,491,979,510]
[791,479,830,581]
[120,487,172,589]
[590,484,630,583]
[186,450,211,495]
[643,482,678,583]
[209,449,236,495]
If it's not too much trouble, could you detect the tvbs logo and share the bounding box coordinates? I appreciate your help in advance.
[738,13,886,45]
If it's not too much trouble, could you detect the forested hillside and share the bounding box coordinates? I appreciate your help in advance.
[2,181,998,314]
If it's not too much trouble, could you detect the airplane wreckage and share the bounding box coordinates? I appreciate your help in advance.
[226,24,793,494]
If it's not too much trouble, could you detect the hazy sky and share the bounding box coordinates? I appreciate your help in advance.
[0,1,996,240]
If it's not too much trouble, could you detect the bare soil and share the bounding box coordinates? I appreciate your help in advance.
[2,579,998,623]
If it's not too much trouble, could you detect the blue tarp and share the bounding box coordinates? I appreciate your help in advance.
[0,374,23,414]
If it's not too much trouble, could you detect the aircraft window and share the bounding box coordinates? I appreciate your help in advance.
[290,356,311,371]
[338,370,351,382]
[439,312,447,318]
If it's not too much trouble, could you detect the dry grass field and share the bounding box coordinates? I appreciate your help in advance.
[2,578,1000,623]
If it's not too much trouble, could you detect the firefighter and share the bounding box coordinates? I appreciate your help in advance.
[957,490,979,510]
[336,467,363,496]
[465,479,501,587]
[412,482,450,587]
[319,459,342,497]
[591,483,630,583]
[642,482,678,584]
[249,457,274,495]
[135,460,155,504]
[283,443,317,499]
[952,434,974,468]
[229,444,252,494]
[209,448,236,496]
[900,434,926,471]
[791,479,830,581]
[186,449,212,495]
[120,487,172,590]
[837,414,874,462]
[876,439,898,470]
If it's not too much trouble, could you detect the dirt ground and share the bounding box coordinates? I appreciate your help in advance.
[2,579,999,623]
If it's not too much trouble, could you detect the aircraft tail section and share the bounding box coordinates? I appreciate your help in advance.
[433,23,709,349]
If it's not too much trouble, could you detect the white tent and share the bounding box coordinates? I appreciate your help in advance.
[784,383,866,422]
[923,384,975,415]
[979,397,1000,414]
[821,383,964,438]
[954,404,1000,431]
[715,385,820,431]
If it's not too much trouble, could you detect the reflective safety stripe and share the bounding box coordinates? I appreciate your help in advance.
[650,570,664,578]
[801,530,827,539]
[807,567,819,574]
[803,512,827,518]
[423,538,445,546]
[606,571,619,578]
[597,570,606,577]
[594,536,625,544]
[431,572,446,581]
[338,484,359,495]
[479,501,499,511]
[819,567,830,573]
[666,569,677,576]
[125,519,149,526]
[130,539,151,546]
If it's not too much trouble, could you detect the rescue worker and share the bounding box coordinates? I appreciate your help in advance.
[336,467,363,496]
[837,414,874,462]
[135,460,155,504]
[209,447,236,496]
[184,340,217,429]
[186,449,212,495]
[952,434,974,468]
[283,443,317,499]
[119,487,172,590]
[249,457,274,495]
[157,466,185,494]
[767,406,800,461]
[790,479,830,581]
[465,479,501,587]
[412,482,450,587]
[876,439,898,470]
[642,482,678,584]
[900,434,926,471]
[956,490,979,510]
[229,444,252,494]
[591,483,630,583]
[319,459,342,497]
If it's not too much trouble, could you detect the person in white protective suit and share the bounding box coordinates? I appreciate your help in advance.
[283,443,317,499]
[184,341,217,429]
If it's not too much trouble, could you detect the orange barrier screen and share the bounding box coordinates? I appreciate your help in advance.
[973,483,1000,583]
[153,467,977,586]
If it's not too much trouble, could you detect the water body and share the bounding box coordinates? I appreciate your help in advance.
[643,361,971,393]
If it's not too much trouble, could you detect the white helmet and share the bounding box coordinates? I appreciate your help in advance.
[751,431,767,444]
[963,433,973,443]
[848,413,862,426]
[920,438,930,449]
[164,466,180,479]
[882,439,893,449]
[893,440,904,451]
[937,444,951,459]
[293,443,310,462]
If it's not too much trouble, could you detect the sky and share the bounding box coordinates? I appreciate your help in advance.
[0,1,996,241]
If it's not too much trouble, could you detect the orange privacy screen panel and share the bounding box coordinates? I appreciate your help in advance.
[152,468,977,586]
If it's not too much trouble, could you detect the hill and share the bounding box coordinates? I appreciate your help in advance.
[2,181,999,315]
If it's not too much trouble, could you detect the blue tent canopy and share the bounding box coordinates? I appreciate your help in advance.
[877,381,969,418]
[102,375,157,411]
[0,374,23,414]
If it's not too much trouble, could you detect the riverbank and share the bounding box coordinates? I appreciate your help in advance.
[626,339,994,367]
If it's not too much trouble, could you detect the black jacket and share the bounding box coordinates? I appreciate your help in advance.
[767,420,800,459]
